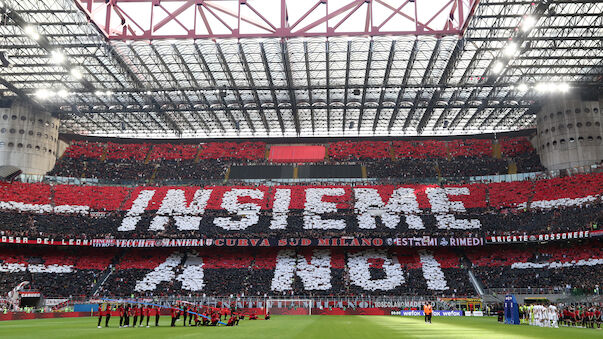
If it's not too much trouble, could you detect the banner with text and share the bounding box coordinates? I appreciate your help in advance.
[486,231,590,244]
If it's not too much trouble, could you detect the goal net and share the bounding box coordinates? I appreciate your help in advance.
[266,299,312,315]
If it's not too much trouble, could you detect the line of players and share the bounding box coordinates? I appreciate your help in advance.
[559,305,602,329]
[96,302,267,329]
[522,303,602,329]
[527,304,559,328]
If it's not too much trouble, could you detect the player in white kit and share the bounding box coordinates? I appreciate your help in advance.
[548,304,558,328]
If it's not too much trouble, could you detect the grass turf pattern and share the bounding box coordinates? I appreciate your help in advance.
[0,315,601,339]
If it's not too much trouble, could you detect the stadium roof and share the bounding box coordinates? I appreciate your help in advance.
[0,0,601,139]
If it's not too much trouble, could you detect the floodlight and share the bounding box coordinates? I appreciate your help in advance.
[24,26,40,40]
[35,89,51,99]
[535,83,548,93]
[521,16,537,32]
[51,50,65,64]
[503,42,518,56]
[557,83,569,92]
[70,68,83,79]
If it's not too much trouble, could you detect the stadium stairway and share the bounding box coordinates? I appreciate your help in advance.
[467,269,485,296]
[508,161,518,174]
[143,145,154,164]
[193,146,203,163]
[492,142,502,159]
[91,250,126,296]
[458,250,485,296]
[99,145,108,162]
[91,267,113,296]
[149,165,159,184]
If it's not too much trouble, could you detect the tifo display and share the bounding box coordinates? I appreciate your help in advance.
[0,243,600,298]
[0,173,600,241]
[1,136,601,338]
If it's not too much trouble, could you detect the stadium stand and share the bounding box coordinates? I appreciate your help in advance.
[2,1,602,334]
[0,248,115,297]
[0,137,600,320]
[0,173,600,240]
[467,242,602,294]
[0,247,473,297]
[48,140,267,181]
[47,136,544,181]
[100,248,476,297]
[1,243,600,298]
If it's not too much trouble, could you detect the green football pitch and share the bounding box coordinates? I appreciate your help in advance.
[0,315,601,339]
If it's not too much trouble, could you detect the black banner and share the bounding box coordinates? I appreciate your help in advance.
[90,236,485,248]
[486,230,590,243]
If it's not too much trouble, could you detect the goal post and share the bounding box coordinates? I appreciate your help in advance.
[266,299,313,316]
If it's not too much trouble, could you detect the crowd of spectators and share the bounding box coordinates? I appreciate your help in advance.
[0,247,114,297]
[47,136,544,182]
[2,243,599,299]
[0,201,599,241]
[49,248,476,298]
[48,140,266,181]
[0,173,600,240]
[366,159,438,178]
[0,271,100,297]
[467,242,602,294]
[3,136,599,302]
[500,137,545,173]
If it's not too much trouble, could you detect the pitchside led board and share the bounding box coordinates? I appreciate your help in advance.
[504,295,520,325]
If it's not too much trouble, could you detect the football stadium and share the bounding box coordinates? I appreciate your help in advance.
[0,0,601,338]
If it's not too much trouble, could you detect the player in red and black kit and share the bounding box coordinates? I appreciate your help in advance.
[170,306,178,327]
[573,307,581,326]
[105,304,112,327]
[211,312,219,326]
[226,314,236,326]
[586,307,595,328]
[561,308,568,326]
[182,305,188,327]
[155,305,161,327]
[202,310,210,326]
[144,305,150,327]
[118,304,125,328]
[123,304,129,327]
[97,304,103,328]
[137,305,144,327]
[129,305,136,327]
[192,307,199,326]
[132,305,138,327]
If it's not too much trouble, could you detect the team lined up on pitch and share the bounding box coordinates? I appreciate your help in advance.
[95,302,268,329]
[522,303,602,329]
